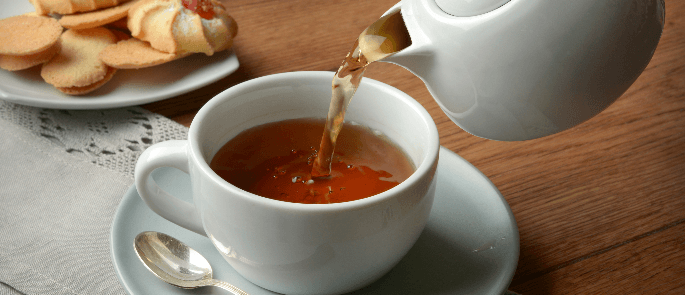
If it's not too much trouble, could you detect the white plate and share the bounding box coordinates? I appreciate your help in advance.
[0,2,239,109]
[111,147,519,295]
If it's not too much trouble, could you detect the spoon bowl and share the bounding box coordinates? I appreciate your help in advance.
[134,231,247,294]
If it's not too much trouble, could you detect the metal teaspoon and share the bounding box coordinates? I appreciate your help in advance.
[134,231,248,295]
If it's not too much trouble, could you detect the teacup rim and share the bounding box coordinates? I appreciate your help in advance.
[188,71,440,211]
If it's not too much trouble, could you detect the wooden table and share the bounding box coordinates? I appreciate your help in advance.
[143,1,685,293]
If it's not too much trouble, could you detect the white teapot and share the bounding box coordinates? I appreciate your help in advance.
[381,0,664,140]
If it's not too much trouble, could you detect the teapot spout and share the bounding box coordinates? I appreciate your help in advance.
[374,0,664,141]
[377,1,434,74]
[381,45,434,80]
[378,1,482,133]
[361,1,445,104]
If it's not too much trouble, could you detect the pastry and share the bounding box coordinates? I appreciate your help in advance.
[127,0,237,55]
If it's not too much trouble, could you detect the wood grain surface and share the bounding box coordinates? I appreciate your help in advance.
[142,0,685,294]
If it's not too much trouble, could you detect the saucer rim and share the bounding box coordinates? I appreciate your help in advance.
[110,146,519,294]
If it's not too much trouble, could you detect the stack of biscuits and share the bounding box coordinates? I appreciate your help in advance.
[0,0,238,95]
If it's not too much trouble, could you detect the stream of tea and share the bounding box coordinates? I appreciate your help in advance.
[311,9,412,177]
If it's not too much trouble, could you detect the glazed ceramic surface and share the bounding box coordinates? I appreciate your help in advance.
[114,147,519,295]
[384,0,664,140]
[134,71,440,295]
[435,0,510,16]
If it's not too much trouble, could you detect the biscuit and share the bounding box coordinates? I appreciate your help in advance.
[0,15,63,56]
[41,27,117,88]
[59,0,138,30]
[105,17,129,31]
[110,29,132,41]
[0,42,61,71]
[99,38,190,69]
[30,0,132,15]
[56,65,117,95]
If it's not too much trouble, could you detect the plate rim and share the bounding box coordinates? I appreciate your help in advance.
[0,2,240,110]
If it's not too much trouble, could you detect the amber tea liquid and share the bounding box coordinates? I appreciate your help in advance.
[312,9,411,177]
[210,118,414,204]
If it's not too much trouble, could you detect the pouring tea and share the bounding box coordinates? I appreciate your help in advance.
[351,0,664,141]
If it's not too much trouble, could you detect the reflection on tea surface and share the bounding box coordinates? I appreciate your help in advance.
[210,118,414,204]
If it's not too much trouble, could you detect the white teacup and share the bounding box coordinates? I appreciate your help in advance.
[135,71,440,295]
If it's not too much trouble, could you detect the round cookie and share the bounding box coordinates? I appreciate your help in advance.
[30,0,133,15]
[59,0,139,30]
[41,27,117,88]
[57,66,118,95]
[99,38,190,69]
[0,15,63,56]
[0,42,61,71]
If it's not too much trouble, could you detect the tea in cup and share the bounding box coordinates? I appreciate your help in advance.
[135,71,439,294]
[209,117,415,204]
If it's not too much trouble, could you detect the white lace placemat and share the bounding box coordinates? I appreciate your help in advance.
[0,101,188,178]
[0,101,187,295]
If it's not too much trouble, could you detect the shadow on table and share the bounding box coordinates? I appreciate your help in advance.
[508,246,555,295]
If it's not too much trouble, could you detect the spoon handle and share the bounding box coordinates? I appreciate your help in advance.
[209,279,249,295]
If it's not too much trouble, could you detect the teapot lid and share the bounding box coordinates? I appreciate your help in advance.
[434,0,510,16]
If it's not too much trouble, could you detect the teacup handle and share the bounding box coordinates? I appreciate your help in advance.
[134,140,206,236]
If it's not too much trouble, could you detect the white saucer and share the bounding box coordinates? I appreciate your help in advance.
[0,2,239,110]
[110,146,519,294]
